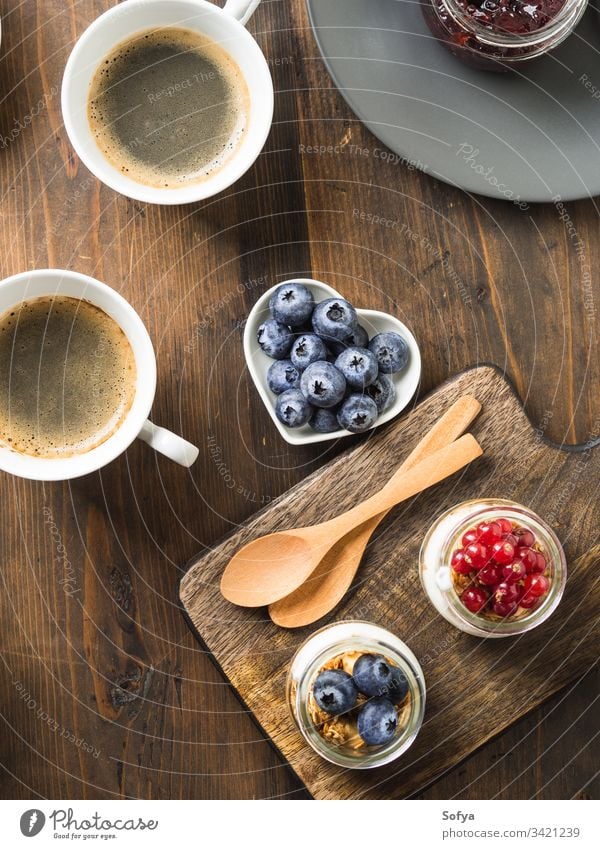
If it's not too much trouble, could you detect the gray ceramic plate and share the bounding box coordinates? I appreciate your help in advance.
[306,0,600,203]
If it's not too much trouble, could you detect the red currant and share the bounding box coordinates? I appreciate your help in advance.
[519,593,539,610]
[493,599,518,617]
[514,527,535,548]
[497,518,513,535]
[477,563,503,586]
[501,559,527,583]
[476,521,502,546]
[504,533,518,548]
[461,586,489,614]
[523,573,550,598]
[494,581,521,605]
[491,540,515,564]
[465,542,488,567]
[461,528,480,546]
[530,551,546,574]
[451,549,474,575]
[514,547,538,572]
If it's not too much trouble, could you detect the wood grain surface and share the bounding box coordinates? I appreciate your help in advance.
[180,366,600,799]
[0,0,598,800]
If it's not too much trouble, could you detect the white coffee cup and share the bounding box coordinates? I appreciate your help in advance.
[61,0,272,205]
[0,269,199,480]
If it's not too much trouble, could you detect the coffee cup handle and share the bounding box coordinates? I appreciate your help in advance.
[138,420,199,467]
[223,0,263,26]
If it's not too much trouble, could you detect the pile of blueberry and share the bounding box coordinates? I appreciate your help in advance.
[312,653,409,747]
[257,282,410,434]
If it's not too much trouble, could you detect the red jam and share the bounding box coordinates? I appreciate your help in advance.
[456,0,567,34]
[451,516,551,619]
[422,0,574,69]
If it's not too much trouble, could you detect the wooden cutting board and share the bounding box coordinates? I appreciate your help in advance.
[180,366,600,799]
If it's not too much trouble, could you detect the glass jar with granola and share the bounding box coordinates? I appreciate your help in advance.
[286,621,425,769]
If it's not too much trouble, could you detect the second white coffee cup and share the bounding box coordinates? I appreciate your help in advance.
[0,269,199,480]
[61,0,273,205]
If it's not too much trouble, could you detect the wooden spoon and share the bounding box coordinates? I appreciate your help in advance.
[220,432,483,607]
[269,395,482,627]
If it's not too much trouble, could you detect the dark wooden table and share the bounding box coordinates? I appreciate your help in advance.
[0,0,598,800]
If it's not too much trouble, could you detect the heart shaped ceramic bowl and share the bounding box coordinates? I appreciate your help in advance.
[243,279,422,446]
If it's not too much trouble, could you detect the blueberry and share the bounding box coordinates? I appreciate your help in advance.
[351,324,369,348]
[334,346,379,390]
[366,373,396,413]
[313,669,358,715]
[275,389,312,428]
[293,320,315,335]
[312,298,358,343]
[290,334,328,371]
[353,653,395,697]
[368,332,409,374]
[337,394,378,433]
[325,335,351,357]
[310,407,340,434]
[387,665,410,704]
[269,283,315,327]
[326,324,370,356]
[257,319,293,359]
[357,697,398,746]
[300,361,346,408]
[267,360,301,394]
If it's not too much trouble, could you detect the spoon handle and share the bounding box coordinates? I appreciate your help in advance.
[269,395,482,628]
[391,394,481,476]
[323,433,483,540]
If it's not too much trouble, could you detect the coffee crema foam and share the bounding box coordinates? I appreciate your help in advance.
[88,27,250,189]
[0,296,137,459]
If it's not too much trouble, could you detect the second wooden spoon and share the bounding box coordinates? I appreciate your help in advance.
[269,395,481,627]
[220,432,482,607]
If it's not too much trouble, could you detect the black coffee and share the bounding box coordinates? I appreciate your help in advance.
[0,296,137,458]
[88,27,249,188]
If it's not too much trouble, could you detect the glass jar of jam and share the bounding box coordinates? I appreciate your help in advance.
[286,621,426,769]
[421,0,588,70]
[419,499,566,637]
